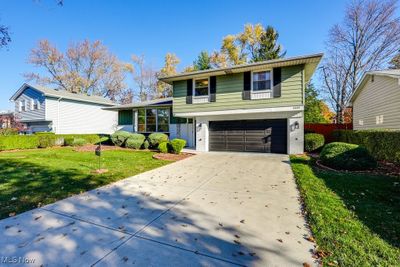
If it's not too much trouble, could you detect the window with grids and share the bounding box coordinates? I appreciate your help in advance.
[252,71,272,91]
[157,108,169,132]
[194,78,209,96]
[138,109,146,132]
[146,109,157,132]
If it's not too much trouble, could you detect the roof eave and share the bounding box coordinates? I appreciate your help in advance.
[160,53,324,84]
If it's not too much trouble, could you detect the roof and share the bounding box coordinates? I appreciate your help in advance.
[10,83,115,106]
[159,53,323,84]
[349,69,400,103]
[104,97,173,110]
[0,110,13,115]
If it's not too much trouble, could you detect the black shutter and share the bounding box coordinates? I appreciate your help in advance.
[242,71,251,100]
[273,68,281,98]
[210,76,216,102]
[186,79,193,104]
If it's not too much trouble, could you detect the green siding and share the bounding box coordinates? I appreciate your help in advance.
[172,65,304,114]
[118,110,133,125]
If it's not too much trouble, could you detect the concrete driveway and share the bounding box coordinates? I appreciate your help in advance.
[1,152,315,267]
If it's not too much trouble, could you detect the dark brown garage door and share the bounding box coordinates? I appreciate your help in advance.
[209,119,287,153]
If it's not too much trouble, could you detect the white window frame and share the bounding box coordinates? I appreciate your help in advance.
[36,99,41,110]
[250,69,273,100]
[19,101,22,112]
[20,100,26,112]
[31,99,35,110]
[193,77,210,103]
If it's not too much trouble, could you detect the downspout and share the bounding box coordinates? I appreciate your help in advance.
[57,97,63,134]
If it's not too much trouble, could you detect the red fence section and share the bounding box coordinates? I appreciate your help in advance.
[304,123,353,143]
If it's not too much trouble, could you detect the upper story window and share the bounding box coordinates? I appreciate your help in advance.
[194,78,209,97]
[252,71,272,91]
[32,99,39,110]
[20,100,26,112]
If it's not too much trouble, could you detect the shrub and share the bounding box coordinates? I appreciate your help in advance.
[158,141,170,153]
[304,133,325,152]
[72,138,86,147]
[332,129,400,163]
[57,134,101,145]
[0,128,18,136]
[64,137,74,146]
[320,142,377,171]
[0,135,39,151]
[143,140,150,149]
[34,132,55,135]
[170,138,186,154]
[148,133,169,148]
[111,131,134,147]
[37,134,56,148]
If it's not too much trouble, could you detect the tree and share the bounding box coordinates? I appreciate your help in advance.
[321,0,400,123]
[0,1,63,49]
[156,53,180,97]
[212,23,285,67]
[131,54,158,101]
[193,51,212,70]
[389,52,400,69]
[305,83,332,123]
[25,39,133,103]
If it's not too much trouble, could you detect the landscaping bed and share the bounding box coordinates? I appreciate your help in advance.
[152,152,194,161]
[290,155,400,266]
[0,147,170,220]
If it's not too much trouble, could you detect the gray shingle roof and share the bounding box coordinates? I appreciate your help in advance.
[10,83,115,106]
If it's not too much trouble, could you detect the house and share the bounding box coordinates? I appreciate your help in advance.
[104,98,195,147]
[10,83,118,134]
[155,53,323,154]
[0,111,14,129]
[350,69,400,130]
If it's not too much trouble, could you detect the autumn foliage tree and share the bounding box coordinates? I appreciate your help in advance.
[156,53,180,98]
[25,39,134,103]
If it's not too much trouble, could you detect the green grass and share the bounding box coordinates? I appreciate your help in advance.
[290,155,400,266]
[0,147,170,219]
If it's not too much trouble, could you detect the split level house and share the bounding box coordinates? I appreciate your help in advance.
[112,53,323,154]
[10,53,323,154]
[349,69,400,130]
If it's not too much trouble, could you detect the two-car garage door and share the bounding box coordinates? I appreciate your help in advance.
[209,119,287,154]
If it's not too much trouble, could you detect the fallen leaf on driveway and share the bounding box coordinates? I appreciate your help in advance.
[240,219,245,224]
[303,263,311,267]
[277,239,283,243]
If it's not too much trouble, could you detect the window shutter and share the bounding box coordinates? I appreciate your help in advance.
[273,68,281,98]
[186,79,193,104]
[242,71,251,100]
[210,76,216,102]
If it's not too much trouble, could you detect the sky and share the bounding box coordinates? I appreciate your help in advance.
[0,0,358,110]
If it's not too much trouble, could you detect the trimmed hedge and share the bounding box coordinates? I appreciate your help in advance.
[57,134,101,145]
[304,133,325,152]
[111,131,134,147]
[320,142,377,171]
[170,138,186,154]
[0,128,18,136]
[72,138,86,147]
[158,141,170,153]
[148,133,169,148]
[332,130,400,163]
[125,133,146,150]
[38,134,56,148]
[0,135,39,150]
[143,140,150,149]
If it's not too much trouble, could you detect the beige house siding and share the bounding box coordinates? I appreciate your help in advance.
[353,75,400,130]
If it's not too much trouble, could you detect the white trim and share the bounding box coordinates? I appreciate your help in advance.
[175,106,304,118]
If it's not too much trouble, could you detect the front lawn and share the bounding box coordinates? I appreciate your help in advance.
[0,147,170,220]
[290,155,400,266]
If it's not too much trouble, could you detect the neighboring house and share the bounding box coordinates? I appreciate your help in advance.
[0,110,14,129]
[105,98,194,147]
[157,53,323,154]
[350,69,400,130]
[10,83,118,134]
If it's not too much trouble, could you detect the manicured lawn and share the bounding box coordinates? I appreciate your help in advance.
[0,147,170,220]
[290,155,400,266]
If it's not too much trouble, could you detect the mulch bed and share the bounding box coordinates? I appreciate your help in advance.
[310,154,400,177]
[152,152,194,161]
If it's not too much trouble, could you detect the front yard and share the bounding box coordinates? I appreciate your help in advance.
[0,147,170,220]
[291,155,400,266]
